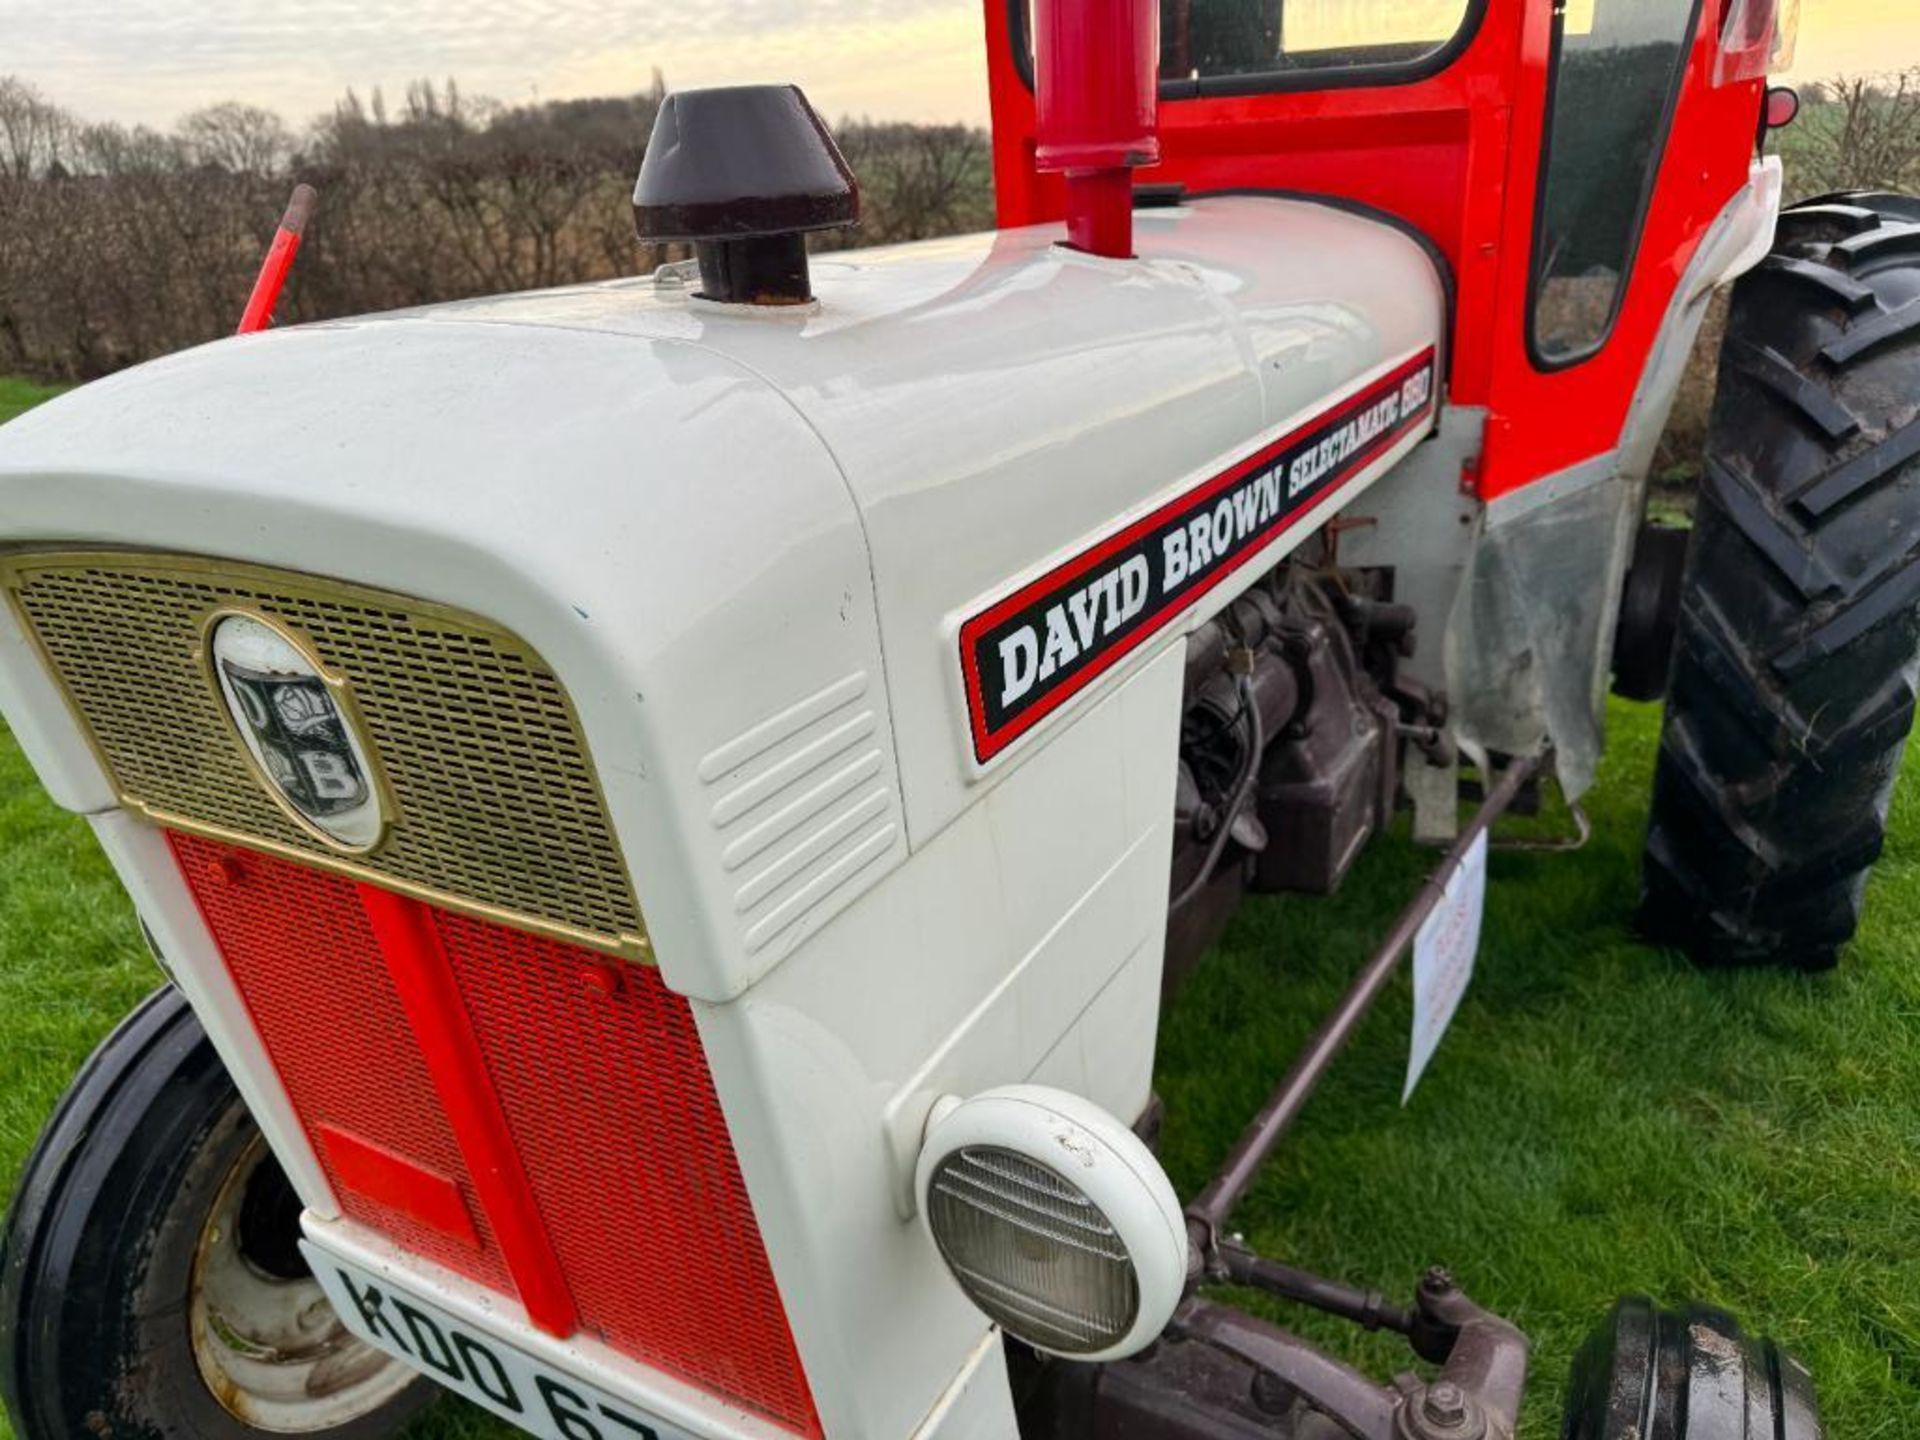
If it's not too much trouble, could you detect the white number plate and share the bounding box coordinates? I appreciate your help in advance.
[306,1245,692,1440]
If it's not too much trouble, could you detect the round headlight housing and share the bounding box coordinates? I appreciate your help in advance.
[915,1086,1187,1361]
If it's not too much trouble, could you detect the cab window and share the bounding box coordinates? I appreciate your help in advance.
[1161,0,1477,84]
[1530,0,1703,366]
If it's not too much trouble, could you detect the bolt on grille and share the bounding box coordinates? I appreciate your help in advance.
[3,551,645,956]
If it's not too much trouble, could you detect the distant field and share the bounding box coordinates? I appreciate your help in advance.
[1,381,1915,1438]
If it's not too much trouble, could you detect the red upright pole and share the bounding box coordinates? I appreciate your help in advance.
[1030,0,1160,259]
[236,183,318,335]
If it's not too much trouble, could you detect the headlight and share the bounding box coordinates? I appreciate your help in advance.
[915,1086,1187,1361]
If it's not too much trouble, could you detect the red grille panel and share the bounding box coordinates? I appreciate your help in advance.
[171,833,819,1437]
[171,833,513,1289]
[436,914,818,1433]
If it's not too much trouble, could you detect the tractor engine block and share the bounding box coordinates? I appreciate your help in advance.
[1166,563,1432,989]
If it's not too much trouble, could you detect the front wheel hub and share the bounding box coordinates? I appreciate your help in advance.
[1562,1297,1821,1440]
[190,1135,416,1431]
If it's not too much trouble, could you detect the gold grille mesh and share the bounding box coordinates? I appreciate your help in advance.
[3,551,646,957]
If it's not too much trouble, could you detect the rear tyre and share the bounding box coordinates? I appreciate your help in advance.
[1639,191,1920,969]
[0,985,433,1438]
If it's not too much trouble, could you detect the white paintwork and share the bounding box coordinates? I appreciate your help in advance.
[0,327,906,1007]
[904,1335,1013,1440]
[1714,156,1784,292]
[914,1085,1189,1361]
[0,195,1439,1006]
[0,196,1443,1440]
[691,642,1184,1440]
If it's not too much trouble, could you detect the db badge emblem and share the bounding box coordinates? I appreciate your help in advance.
[206,611,388,852]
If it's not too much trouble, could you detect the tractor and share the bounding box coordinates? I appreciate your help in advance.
[0,0,1900,1435]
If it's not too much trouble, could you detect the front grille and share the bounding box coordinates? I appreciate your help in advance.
[12,549,814,1430]
[3,550,645,957]
[439,913,819,1425]
[171,833,515,1292]
[172,833,820,1436]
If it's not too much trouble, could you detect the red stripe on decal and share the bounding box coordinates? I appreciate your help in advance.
[959,347,1437,762]
[357,883,580,1338]
[315,1124,480,1248]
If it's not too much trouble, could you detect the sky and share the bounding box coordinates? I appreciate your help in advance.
[0,0,1914,133]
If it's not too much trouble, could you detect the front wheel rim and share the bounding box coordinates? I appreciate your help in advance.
[190,1134,415,1432]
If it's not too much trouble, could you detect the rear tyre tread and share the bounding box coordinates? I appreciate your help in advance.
[1790,412,1920,517]
[1801,188,1920,225]
[1771,203,1884,246]
[1729,338,1864,439]
[1752,254,1880,315]
[1772,551,1920,677]
[1701,458,1844,600]
[1640,191,1920,970]
[1832,224,1920,268]
[1820,296,1920,366]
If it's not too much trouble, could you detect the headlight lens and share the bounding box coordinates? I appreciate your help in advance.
[925,1144,1139,1355]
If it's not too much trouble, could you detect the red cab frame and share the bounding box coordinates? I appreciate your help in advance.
[984,0,1771,499]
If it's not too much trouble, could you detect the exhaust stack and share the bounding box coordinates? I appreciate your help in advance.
[1031,0,1160,259]
[633,85,859,306]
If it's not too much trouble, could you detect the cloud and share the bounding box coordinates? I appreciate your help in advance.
[0,0,990,127]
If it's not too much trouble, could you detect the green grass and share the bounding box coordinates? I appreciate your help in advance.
[1162,708,1920,1436]
[0,380,66,428]
[2,381,1916,1436]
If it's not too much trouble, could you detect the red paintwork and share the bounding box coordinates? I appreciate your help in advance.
[986,0,1770,499]
[236,185,316,335]
[171,832,517,1298]
[315,1124,482,1249]
[433,909,822,1436]
[236,229,300,335]
[1031,0,1161,257]
[1063,170,1140,259]
[358,883,580,1339]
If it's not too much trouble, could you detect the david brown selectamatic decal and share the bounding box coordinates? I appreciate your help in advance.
[960,349,1437,761]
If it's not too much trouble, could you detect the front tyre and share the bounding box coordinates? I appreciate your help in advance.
[0,985,432,1438]
[1640,191,1920,969]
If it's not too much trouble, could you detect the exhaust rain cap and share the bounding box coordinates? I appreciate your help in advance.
[633,85,859,306]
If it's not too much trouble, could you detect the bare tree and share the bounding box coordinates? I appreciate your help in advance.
[1786,69,1920,195]
[832,120,993,246]
[0,76,72,180]
[179,102,293,176]
[0,75,998,380]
